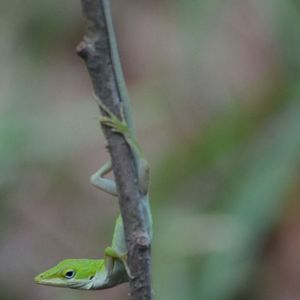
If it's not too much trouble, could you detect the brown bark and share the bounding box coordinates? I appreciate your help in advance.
[77,1,152,299]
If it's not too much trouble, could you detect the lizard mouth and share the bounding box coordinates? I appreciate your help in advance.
[35,275,64,287]
[34,274,93,289]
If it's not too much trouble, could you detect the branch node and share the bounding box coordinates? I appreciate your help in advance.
[76,40,93,59]
[135,232,151,249]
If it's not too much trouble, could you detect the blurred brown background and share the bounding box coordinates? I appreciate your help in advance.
[1,0,300,299]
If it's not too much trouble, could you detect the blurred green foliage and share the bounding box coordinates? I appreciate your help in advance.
[0,1,300,300]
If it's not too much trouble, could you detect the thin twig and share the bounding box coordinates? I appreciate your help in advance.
[76,0,152,299]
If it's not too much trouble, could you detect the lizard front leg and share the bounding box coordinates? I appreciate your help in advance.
[105,215,133,278]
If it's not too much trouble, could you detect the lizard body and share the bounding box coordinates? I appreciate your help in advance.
[35,0,152,290]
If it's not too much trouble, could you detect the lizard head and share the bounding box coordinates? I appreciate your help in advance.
[34,258,106,290]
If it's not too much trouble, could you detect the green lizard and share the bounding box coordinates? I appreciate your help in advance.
[34,128,151,289]
[34,0,152,290]
[34,105,151,290]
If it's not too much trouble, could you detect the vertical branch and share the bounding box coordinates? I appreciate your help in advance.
[76,0,152,299]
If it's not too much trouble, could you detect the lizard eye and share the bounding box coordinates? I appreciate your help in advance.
[64,270,75,279]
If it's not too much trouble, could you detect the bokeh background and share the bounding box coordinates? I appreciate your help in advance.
[1,0,300,299]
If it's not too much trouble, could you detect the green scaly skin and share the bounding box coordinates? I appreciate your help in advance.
[34,101,151,289]
[34,259,127,290]
[35,0,152,289]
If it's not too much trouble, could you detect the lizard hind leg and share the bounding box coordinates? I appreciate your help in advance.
[100,113,143,163]
[100,115,129,137]
[90,160,118,196]
[137,158,150,195]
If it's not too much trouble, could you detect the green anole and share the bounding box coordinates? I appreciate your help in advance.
[34,0,152,290]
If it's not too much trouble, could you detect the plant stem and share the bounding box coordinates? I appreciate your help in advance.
[77,0,152,299]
